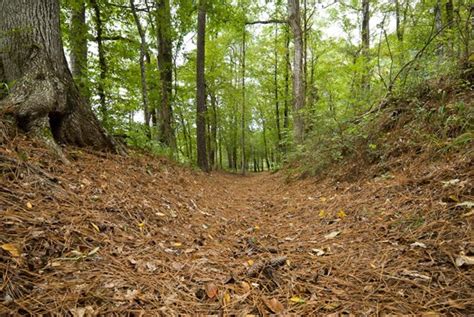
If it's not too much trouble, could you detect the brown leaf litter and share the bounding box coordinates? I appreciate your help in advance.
[0,137,473,315]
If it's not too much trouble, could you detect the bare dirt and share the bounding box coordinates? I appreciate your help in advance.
[1,137,473,316]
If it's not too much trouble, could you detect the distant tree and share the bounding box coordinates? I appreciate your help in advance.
[196,0,209,171]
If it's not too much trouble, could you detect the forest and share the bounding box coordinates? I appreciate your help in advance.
[0,0,473,315]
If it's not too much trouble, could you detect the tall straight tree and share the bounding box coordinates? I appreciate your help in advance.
[361,0,370,91]
[69,0,90,103]
[90,0,108,123]
[130,0,151,132]
[288,0,305,144]
[196,0,209,171]
[156,0,175,148]
[0,0,119,152]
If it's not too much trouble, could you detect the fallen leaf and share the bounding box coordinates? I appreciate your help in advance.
[319,210,326,218]
[455,254,474,267]
[70,306,95,317]
[91,222,100,233]
[324,231,340,240]
[26,202,33,209]
[263,297,284,313]
[456,201,474,209]
[222,291,231,305]
[247,259,254,266]
[1,243,20,257]
[173,242,182,247]
[323,302,341,310]
[241,281,251,292]
[311,248,325,256]
[205,283,218,299]
[289,296,305,304]
[320,197,327,202]
[87,247,100,256]
[410,242,427,249]
[337,209,347,219]
[441,179,460,187]
[448,195,459,202]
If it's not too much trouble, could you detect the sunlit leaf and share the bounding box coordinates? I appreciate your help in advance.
[289,296,305,304]
[1,243,20,257]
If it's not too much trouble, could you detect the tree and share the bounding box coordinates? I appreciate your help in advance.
[69,0,90,102]
[0,0,119,153]
[130,0,151,133]
[361,0,370,91]
[156,0,175,148]
[90,0,108,123]
[288,0,305,144]
[196,0,209,171]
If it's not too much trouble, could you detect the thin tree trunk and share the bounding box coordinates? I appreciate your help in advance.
[262,115,270,170]
[288,0,305,144]
[361,0,370,91]
[210,91,218,170]
[0,0,120,153]
[130,0,151,134]
[241,27,247,175]
[434,0,443,57]
[69,0,90,103]
[283,24,290,140]
[90,0,108,123]
[156,0,175,149]
[274,26,282,146]
[196,0,208,171]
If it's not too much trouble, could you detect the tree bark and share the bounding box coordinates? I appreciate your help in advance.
[0,0,120,153]
[361,0,370,91]
[288,0,305,144]
[90,0,108,123]
[196,0,209,172]
[241,27,247,175]
[283,24,290,148]
[274,26,282,147]
[69,0,90,103]
[156,0,175,149]
[130,0,151,134]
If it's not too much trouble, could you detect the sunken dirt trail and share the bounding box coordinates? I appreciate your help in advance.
[0,142,473,315]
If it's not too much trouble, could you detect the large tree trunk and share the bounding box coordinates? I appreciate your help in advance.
[288,0,305,144]
[156,0,175,149]
[196,0,209,172]
[0,0,119,153]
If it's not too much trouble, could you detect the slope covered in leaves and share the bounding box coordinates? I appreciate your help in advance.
[0,132,473,315]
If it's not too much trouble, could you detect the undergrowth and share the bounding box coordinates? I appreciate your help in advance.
[292,64,473,179]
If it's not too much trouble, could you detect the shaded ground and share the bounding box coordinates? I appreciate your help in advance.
[1,138,473,315]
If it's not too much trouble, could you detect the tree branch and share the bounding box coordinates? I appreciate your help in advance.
[245,19,287,26]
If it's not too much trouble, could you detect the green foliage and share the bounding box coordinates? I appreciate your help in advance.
[57,0,472,173]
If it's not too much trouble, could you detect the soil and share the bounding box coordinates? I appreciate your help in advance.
[0,137,473,316]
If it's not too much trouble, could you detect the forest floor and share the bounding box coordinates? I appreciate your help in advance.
[0,137,473,316]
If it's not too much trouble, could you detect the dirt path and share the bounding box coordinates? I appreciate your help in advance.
[1,145,472,315]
